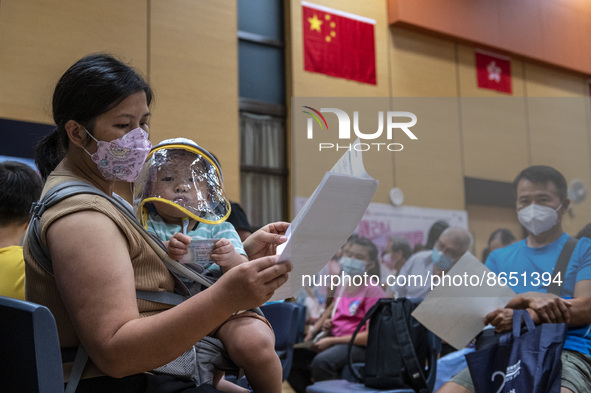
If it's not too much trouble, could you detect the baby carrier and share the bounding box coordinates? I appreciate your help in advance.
[27,180,237,392]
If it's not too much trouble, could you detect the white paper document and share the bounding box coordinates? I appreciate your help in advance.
[411,252,517,350]
[271,144,378,301]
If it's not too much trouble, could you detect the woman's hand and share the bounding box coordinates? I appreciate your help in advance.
[210,255,292,312]
[243,221,289,260]
[312,336,337,353]
[322,317,333,332]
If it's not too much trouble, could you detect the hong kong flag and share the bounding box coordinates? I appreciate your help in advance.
[302,1,376,85]
[475,50,512,94]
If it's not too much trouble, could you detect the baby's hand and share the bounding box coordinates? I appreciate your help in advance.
[211,239,245,271]
[167,233,191,261]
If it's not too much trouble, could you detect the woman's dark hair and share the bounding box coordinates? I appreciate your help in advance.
[390,236,412,260]
[35,53,153,179]
[425,220,449,249]
[0,161,43,225]
[488,228,516,247]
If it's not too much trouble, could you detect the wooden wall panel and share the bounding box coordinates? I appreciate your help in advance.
[456,45,530,182]
[291,97,397,206]
[524,62,588,98]
[387,28,463,209]
[388,26,457,97]
[393,99,465,210]
[149,0,240,200]
[526,95,591,236]
[460,98,530,183]
[0,0,147,124]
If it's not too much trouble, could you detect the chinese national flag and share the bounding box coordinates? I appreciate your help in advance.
[476,50,512,94]
[302,2,376,85]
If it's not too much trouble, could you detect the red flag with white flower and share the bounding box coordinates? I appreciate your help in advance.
[302,1,376,85]
[475,50,512,94]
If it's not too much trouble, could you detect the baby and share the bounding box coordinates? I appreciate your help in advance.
[134,138,281,393]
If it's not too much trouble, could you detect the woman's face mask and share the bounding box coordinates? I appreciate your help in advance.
[83,127,152,182]
[339,256,367,275]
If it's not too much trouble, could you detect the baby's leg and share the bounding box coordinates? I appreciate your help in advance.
[216,315,282,393]
[212,370,249,393]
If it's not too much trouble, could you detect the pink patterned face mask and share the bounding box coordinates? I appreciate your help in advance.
[83,127,152,182]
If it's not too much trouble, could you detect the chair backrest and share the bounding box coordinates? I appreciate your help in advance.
[260,301,306,381]
[424,330,442,392]
[0,296,64,393]
[293,302,307,344]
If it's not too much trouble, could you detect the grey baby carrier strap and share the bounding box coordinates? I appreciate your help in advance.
[27,180,217,392]
[28,180,216,292]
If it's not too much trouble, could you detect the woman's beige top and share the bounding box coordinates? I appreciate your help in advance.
[24,171,175,348]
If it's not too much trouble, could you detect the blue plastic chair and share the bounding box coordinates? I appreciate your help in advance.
[260,301,307,381]
[0,296,64,393]
[306,331,441,393]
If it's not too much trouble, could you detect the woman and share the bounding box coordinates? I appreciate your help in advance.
[288,237,386,393]
[24,53,291,392]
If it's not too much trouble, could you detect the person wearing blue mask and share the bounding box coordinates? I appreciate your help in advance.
[288,237,386,393]
[394,227,472,299]
[438,165,591,393]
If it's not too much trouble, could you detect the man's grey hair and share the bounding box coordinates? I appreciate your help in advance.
[441,226,473,253]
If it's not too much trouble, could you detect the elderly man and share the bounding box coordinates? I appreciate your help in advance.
[438,165,591,393]
[394,226,472,299]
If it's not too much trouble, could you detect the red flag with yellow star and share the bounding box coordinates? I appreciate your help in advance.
[475,50,512,94]
[302,2,376,85]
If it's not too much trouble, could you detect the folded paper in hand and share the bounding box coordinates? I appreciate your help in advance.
[411,252,516,350]
[270,142,378,301]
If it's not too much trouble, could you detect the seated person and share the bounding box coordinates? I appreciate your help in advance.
[134,138,281,393]
[381,236,412,296]
[0,161,43,300]
[481,228,516,262]
[227,202,252,242]
[25,53,290,393]
[395,227,472,299]
[288,237,386,393]
[438,165,591,393]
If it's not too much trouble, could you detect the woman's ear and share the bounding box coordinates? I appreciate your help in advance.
[64,120,88,148]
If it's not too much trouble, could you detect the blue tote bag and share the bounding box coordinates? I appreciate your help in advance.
[466,310,566,393]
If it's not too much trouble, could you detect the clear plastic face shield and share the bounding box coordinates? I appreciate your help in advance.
[134,140,231,227]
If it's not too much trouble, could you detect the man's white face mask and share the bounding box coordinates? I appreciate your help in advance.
[517,203,562,236]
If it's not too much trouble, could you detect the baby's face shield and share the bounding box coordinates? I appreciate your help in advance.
[134,144,231,226]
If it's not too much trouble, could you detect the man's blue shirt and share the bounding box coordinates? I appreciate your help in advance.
[486,233,591,356]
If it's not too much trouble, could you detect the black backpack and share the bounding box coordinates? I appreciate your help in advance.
[348,298,438,393]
